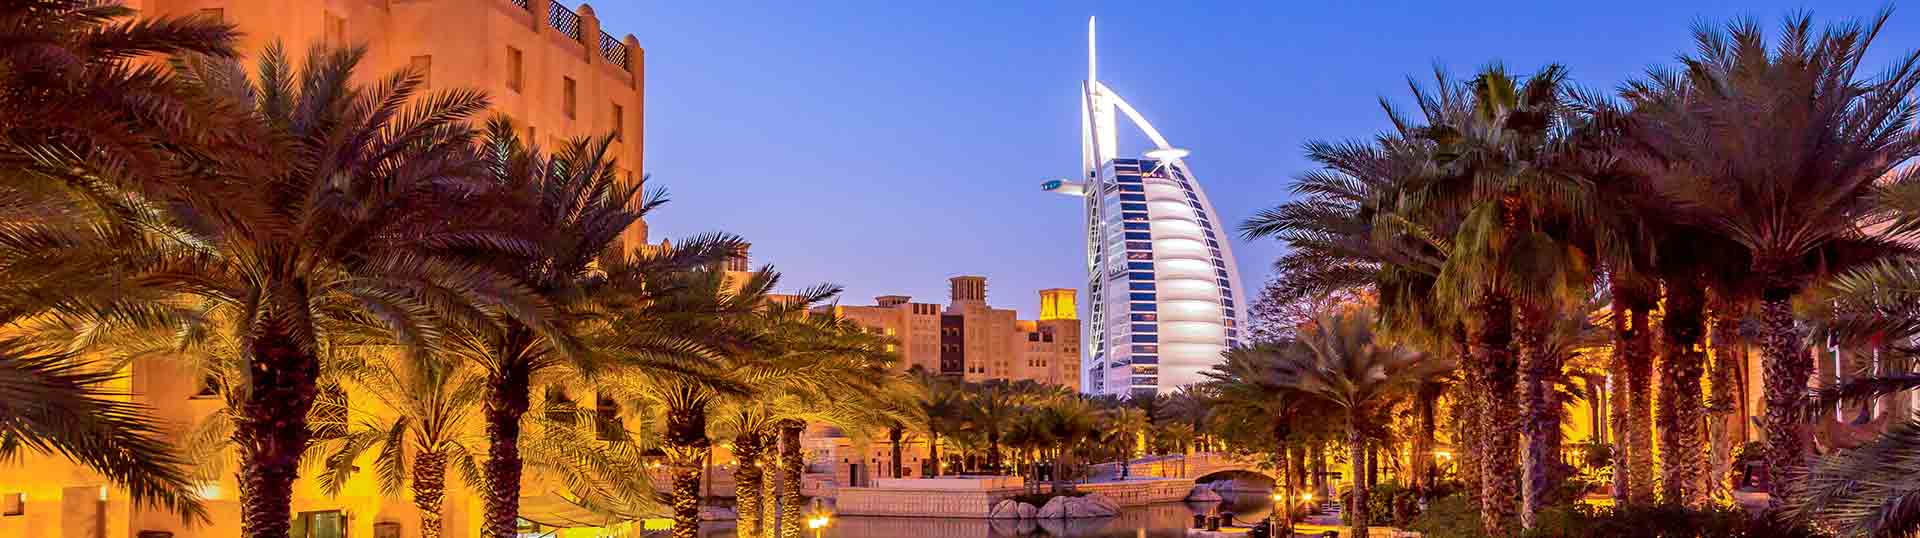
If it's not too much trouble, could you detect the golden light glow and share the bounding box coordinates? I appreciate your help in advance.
[1300,493,1314,502]
[1434,450,1452,460]
[1039,289,1077,321]
[807,515,832,529]
[642,518,673,530]
[195,483,222,500]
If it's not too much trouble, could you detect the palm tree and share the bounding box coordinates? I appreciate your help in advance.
[1102,405,1150,479]
[435,119,744,538]
[1614,11,1920,509]
[915,370,968,477]
[966,380,1028,473]
[1414,63,1592,532]
[89,45,527,538]
[0,0,239,202]
[1035,396,1099,492]
[312,353,485,538]
[0,340,206,521]
[1265,308,1449,538]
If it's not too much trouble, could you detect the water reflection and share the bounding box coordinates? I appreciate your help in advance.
[697,491,1274,538]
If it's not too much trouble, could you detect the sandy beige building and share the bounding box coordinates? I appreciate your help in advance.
[830,277,1081,389]
[126,0,650,252]
[0,2,648,537]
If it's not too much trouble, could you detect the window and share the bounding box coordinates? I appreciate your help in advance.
[1124,232,1151,240]
[1129,282,1156,291]
[1131,334,1158,343]
[1132,355,1159,364]
[1123,222,1150,231]
[1131,313,1157,322]
[1131,324,1156,333]
[1128,272,1153,281]
[1130,303,1157,312]
[1130,293,1156,302]
[611,103,625,141]
[562,77,577,119]
[1119,193,1146,202]
[193,375,220,399]
[323,12,346,48]
[198,8,224,22]
[1126,262,1153,270]
[409,55,432,89]
[595,394,621,440]
[1121,203,1148,211]
[1126,241,1152,250]
[296,510,347,538]
[1,493,21,516]
[1118,184,1144,192]
[506,47,524,92]
[545,388,577,424]
[1126,251,1153,260]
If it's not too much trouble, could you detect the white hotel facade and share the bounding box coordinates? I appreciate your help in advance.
[1045,18,1248,398]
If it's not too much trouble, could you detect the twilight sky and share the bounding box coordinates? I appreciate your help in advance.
[590,1,1914,319]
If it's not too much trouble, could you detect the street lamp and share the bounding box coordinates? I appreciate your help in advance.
[806,513,833,538]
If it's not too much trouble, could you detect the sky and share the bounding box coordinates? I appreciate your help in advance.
[587,1,1916,319]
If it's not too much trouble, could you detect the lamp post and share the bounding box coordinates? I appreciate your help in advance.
[805,513,833,538]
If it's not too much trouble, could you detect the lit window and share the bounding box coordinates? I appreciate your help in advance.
[409,55,432,89]
[506,47,524,92]
[323,12,346,48]
[2,493,21,516]
[611,103,624,141]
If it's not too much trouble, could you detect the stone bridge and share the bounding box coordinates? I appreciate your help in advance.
[1089,452,1277,487]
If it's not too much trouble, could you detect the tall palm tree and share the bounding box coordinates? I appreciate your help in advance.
[914,370,968,477]
[1101,405,1150,478]
[436,119,744,538]
[1416,63,1592,532]
[1615,11,1920,509]
[966,380,1028,473]
[1266,308,1449,538]
[89,45,530,538]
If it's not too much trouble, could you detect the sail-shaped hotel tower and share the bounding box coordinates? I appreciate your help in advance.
[1044,17,1247,398]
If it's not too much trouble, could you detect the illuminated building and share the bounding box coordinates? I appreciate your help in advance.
[0,2,644,537]
[1044,17,1247,398]
[129,0,649,250]
[829,277,1081,389]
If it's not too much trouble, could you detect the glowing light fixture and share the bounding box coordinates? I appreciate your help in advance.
[807,515,832,529]
[1143,147,1191,161]
[195,483,222,500]
[1301,492,1314,502]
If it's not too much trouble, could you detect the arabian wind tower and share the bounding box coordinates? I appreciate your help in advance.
[1044,17,1248,398]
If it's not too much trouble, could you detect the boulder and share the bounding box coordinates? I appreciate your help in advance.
[989,499,1022,519]
[1078,493,1121,517]
[1017,502,1038,519]
[1187,483,1224,502]
[1037,496,1069,518]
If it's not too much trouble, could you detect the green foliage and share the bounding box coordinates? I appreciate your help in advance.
[1406,494,1484,538]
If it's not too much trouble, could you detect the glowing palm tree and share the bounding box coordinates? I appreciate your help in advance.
[1265,309,1449,538]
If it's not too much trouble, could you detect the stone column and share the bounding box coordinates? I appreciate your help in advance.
[578,4,600,63]
[529,0,550,33]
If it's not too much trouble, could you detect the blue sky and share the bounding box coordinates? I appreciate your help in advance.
[588,1,1914,319]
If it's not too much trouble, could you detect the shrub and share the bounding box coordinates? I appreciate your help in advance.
[1406,494,1482,538]
[1523,503,1822,538]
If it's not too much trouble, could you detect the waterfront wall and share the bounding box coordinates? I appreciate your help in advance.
[835,477,1195,517]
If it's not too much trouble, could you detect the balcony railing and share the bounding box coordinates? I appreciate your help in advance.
[547,2,581,39]
[513,1,631,73]
[598,30,629,70]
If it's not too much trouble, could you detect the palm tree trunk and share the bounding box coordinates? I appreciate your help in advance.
[733,430,771,538]
[1517,305,1560,530]
[1413,383,1437,495]
[1627,305,1656,504]
[928,430,941,477]
[1658,282,1707,507]
[481,353,533,538]
[1474,293,1520,536]
[1453,322,1485,508]
[236,310,319,538]
[888,425,904,478]
[1348,416,1371,538]
[1759,287,1809,511]
[778,420,805,538]
[665,403,711,538]
[413,450,448,538]
[1707,303,1743,501]
[1608,287,1632,506]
